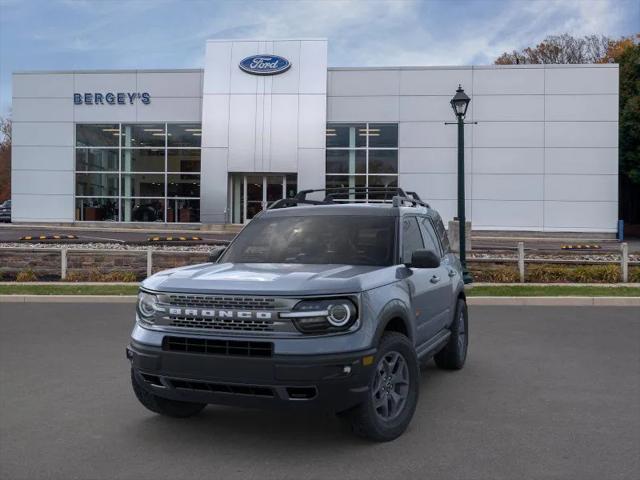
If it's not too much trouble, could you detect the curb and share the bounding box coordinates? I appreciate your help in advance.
[468,296,640,306]
[0,295,137,303]
[0,295,639,306]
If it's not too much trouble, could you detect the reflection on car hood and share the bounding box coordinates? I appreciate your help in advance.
[142,262,399,295]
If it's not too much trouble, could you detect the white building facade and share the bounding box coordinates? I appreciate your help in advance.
[11,39,619,232]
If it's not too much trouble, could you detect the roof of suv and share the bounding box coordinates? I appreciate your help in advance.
[261,202,432,218]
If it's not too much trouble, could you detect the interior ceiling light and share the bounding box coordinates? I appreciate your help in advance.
[143,128,164,132]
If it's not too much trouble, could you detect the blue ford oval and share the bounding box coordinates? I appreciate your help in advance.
[239,55,291,75]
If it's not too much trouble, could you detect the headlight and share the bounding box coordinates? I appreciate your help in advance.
[137,291,158,324]
[281,298,357,333]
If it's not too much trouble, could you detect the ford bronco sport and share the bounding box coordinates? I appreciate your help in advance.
[127,188,468,441]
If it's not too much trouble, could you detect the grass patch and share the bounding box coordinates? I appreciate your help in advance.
[468,285,640,297]
[0,285,138,296]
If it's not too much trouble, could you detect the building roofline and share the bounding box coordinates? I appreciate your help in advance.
[13,68,204,75]
[328,63,618,71]
[206,38,327,42]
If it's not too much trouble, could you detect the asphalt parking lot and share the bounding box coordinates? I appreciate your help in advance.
[1,303,638,480]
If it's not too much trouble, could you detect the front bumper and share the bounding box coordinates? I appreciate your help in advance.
[127,339,376,413]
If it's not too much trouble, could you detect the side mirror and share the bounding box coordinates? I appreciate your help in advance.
[208,246,227,263]
[408,249,440,269]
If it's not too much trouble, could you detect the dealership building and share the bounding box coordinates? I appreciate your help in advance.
[11,39,619,231]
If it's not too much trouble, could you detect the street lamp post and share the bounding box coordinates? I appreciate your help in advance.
[450,85,473,284]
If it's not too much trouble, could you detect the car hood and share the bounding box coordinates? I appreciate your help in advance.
[142,262,398,296]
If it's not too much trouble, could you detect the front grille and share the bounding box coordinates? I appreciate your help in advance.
[167,294,278,310]
[163,336,273,357]
[168,379,274,397]
[168,316,274,332]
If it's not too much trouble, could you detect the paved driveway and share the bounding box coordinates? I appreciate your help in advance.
[0,303,638,480]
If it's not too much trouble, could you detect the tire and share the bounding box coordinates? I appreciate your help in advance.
[434,298,468,370]
[131,369,206,418]
[345,332,420,442]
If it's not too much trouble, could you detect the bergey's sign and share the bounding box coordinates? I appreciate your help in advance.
[74,92,151,105]
[239,55,291,75]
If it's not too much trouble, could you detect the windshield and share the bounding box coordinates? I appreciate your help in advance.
[221,215,397,266]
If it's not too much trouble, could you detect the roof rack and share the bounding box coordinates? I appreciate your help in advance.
[268,187,430,210]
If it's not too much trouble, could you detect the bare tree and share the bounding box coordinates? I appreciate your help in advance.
[495,34,611,64]
[0,117,11,201]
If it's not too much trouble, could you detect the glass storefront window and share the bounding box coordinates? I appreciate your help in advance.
[121,124,165,147]
[121,198,165,222]
[368,175,399,200]
[75,173,119,197]
[168,124,202,147]
[326,123,366,148]
[326,150,366,174]
[368,124,398,148]
[167,149,200,172]
[326,175,366,199]
[75,123,201,222]
[326,123,399,200]
[369,150,398,174]
[167,199,200,223]
[75,148,118,171]
[76,124,120,147]
[121,149,164,172]
[121,174,165,197]
[167,174,200,198]
[75,198,119,221]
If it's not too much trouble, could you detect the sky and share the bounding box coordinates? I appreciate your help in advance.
[0,0,639,116]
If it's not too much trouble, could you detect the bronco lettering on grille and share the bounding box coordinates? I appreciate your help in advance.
[168,308,274,320]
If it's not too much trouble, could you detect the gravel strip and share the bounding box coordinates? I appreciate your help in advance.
[0,242,222,252]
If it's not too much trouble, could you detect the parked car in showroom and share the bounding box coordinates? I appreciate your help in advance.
[127,187,468,441]
[0,200,10,222]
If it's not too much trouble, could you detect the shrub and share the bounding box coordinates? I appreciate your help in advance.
[16,269,38,282]
[64,270,138,282]
[527,264,620,283]
[468,263,519,282]
[629,266,640,283]
[65,271,86,282]
[103,271,138,282]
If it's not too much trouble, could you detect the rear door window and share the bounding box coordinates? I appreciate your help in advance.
[402,217,424,263]
[431,213,450,253]
[419,217,443,257]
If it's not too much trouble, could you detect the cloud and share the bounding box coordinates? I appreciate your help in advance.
[0,0,637,115]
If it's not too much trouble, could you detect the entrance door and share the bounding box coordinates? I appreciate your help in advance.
[230,174,297,223]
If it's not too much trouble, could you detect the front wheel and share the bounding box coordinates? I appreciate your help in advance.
[434,298,468,370]
[131,369,206,418]
[345,332,420,442]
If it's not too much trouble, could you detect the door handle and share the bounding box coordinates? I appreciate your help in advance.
[430,275,440,284]
[448,269,456,277]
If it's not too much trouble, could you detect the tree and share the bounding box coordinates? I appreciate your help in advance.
[495,34,611,65]
[0,117,10,202]
[495,34,640,225]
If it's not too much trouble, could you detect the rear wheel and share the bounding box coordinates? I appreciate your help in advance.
[434,298,468,370]
[345,332,419,442]
[131,369,206,418]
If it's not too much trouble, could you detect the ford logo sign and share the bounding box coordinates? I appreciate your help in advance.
[239,55,291,75]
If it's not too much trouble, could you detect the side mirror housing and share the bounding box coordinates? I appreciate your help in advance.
[208,246,227,263]
[408,249,440,269]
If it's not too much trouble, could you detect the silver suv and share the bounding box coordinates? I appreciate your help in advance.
[127,188,468,441]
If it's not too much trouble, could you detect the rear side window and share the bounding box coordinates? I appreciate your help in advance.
[402,217,424,263]
[431,213,451,253]
[419,217,442,257]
